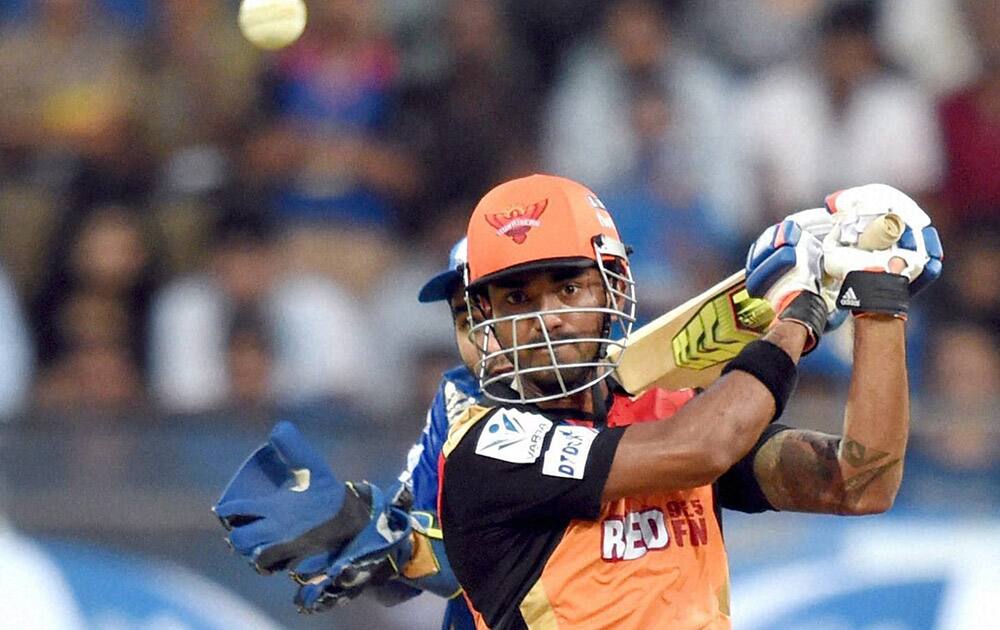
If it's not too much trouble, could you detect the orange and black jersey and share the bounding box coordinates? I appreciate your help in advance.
[439,386,790,629]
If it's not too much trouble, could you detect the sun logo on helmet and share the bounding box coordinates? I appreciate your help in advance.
[485,199,548,244]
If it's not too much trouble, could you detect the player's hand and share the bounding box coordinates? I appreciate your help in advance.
[213,421,371,574]
[823,184,943,318]
[290,482,414,613]
[778,207,848,332]
[745,217,830,352]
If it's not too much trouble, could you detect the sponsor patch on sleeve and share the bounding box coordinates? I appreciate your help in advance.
[542,425,598,479]
[475,409,553,464]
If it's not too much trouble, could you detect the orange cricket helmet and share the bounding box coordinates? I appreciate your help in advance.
[466,174,628,287]
[463,174,638,404]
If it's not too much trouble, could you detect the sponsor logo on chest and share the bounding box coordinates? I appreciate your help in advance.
[542,425,598,479]
[601,499,710,561]
[475,409,552,464]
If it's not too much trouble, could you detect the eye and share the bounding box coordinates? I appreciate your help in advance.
[505,290,529,306]
[563,283,580,296]
[454,313,471,333]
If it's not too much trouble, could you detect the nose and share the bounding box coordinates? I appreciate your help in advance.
[535,293,566,334]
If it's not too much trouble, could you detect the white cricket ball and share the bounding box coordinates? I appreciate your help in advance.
[238,0,307,51]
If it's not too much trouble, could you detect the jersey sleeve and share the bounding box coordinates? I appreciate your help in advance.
[443,409,626,528]
[716,422,793,513]
[401,394,450,512]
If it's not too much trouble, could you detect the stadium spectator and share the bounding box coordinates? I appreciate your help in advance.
[140,0,261,202]
[897,323,1000,514]
[396,0,542,238]
[682,0,827,75]
[224,305,275,413]
[149,210,371,413]
[936,0,1000,236]
[30,205,161,413]
[34,339,146,413]
[0,0,134,156]
[0,0,151,211]
[542,0,748,237]
[737,0,942,225]
[243,0,418,225]
[504,0,615,89]
[362,223,467,415]
[879,0,979,97]
[925,226,1000,336]
[234,0,418,298]
[598,73,735,319]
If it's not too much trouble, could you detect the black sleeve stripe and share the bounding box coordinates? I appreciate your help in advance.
[717,423,794,513]
[579,427,627,520]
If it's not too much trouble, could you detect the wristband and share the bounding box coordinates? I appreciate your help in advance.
[776,291,827,354]
[722,339,798,420]
[836,270,909,318]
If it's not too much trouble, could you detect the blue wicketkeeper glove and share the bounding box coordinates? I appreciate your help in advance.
[291,482,415,613]
[212,421,371,574]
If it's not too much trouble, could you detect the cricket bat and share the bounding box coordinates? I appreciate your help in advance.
[610,213,904,394]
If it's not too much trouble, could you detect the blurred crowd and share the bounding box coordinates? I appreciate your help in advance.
[0,0,997,476]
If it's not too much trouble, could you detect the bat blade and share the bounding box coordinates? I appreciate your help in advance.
[610,271,772,394]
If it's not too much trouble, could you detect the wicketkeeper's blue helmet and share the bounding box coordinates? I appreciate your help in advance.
[417,237,468,303]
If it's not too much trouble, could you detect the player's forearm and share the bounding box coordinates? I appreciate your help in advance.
[761,319,809,363]
[694,321,809,470]
[751,318,909,515]
[837,315,908,513]
[695,320,809,455]
[604,322,807,499]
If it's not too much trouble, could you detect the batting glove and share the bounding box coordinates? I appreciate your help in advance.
[778,206,849,332]
[823,184,943,318]
[745,216,829,352]
[213,421,371,574]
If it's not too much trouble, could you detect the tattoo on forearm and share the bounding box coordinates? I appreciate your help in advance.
[758,431,902,514]
[842,459,901,495]
[840,437,899,498]
[841,438,889,467]
[762,432,840,510]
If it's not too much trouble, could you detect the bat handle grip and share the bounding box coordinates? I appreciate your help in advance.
[857,213,904,250]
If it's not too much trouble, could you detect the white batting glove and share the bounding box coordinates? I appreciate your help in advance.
[745,219,829,352]
[785,206,836,242]
[822,184,944,317]
[780,207,847,330]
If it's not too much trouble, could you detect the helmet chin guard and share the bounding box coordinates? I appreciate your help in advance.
[467,236,637,404]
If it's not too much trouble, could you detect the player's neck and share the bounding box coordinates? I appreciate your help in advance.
[535,382,607,415]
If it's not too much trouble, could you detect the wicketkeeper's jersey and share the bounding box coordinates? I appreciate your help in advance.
[439,386,789,630]
[397,365,480,630]
[400,365,480,511]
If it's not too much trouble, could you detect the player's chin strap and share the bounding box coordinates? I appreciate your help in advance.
[591,291,621,427]
[590,380,609,427]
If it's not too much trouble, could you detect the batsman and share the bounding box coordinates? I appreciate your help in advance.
[214,175,942,629]
[436,175,943,628]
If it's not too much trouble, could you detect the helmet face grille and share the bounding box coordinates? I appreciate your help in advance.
[466,237,637,405]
